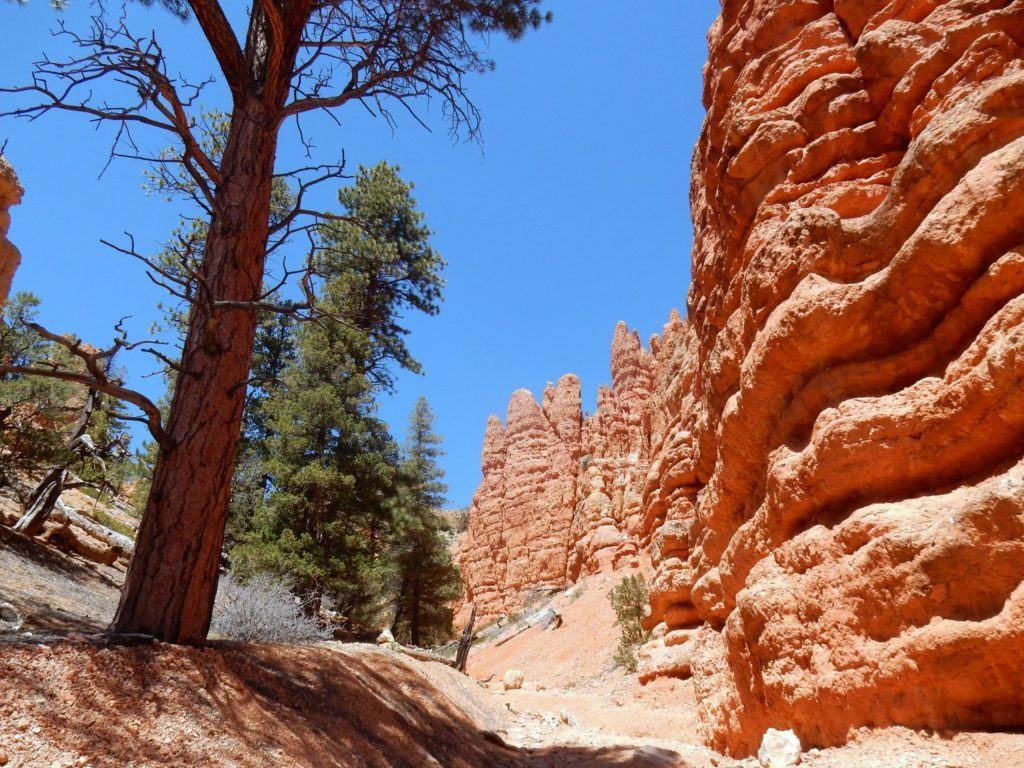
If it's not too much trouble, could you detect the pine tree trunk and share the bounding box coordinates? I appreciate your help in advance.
[110,102,278,644]
[410,576,422,647]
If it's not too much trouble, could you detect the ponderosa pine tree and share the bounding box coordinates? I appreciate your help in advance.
[2,0,548,642]
[390,396,461,647]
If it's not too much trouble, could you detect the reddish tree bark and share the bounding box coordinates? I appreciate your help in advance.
[111,98,285,643]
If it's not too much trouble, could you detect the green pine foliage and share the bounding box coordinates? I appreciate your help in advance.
[389,396,462,647]
[316,163,445,388]
[129,163,460,639]
[0,294,76,487]
[227,164,453,635]
[609,574,651,672]
[229,323,402,625]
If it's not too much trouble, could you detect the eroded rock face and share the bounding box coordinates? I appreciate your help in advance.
[458,324,669,624]
[460,0,1024,755]
[0,157,23,304]
[645,0,1024,755]
[458,376,582,621]
[569,322,654,580]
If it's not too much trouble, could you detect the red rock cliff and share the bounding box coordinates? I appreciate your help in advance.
[460,0,1024,756]
[644,0,1024,755]
[0,157,23,304]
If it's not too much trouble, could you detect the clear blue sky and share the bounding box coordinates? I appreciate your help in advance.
[0,0,719,508]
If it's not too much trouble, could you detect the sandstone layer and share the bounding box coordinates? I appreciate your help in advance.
[460,0,1024,756]
[0,157,22,305]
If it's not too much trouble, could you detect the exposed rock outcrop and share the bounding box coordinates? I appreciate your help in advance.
[569,323,653,580]
[460,0,1024,756]
[458,326,665,625]
[459,376,582,622]
[0,157,23,304]
[645,0,1024,754]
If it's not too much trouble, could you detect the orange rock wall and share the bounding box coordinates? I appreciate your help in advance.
[460,0,1024,755]
[0,157,22,304]
[645,0,1024,755]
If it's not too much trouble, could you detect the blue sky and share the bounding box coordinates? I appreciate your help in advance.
[1,0,719,508]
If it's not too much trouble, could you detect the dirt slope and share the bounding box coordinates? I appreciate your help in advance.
[0,640,689,768]
[2,524,1023,767]
[0,525,122,634]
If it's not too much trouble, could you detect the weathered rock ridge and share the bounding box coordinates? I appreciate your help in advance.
[460,0,1024,756]
[0,157,23,305]
[458,321,679,623]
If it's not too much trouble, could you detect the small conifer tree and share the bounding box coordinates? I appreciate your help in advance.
[390,397,462,647]
[610,573,651,672]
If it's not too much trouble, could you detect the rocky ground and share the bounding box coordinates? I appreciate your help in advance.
[1,535,1022,767]
[466,570,1024,768]
[0,525,122,636]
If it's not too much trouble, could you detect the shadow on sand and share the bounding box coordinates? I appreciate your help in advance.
[0,638,694,767]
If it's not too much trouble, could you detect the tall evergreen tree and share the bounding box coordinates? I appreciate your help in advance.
[230,336,401,623]
[229,164,445,629]
[390,396,462,647]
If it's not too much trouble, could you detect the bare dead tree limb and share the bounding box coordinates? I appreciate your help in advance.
[0,17,222,209]
[0,319,174,450]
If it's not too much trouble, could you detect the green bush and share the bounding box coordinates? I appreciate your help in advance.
[609,574,651,672]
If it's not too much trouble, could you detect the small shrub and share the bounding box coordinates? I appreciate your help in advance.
[609,573,651,672]
[210,572,332,644]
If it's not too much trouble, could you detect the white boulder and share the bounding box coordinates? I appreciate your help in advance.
[502,668,525,690]
[758,728,801,768]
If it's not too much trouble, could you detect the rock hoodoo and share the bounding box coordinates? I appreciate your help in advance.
[457,376,582,622]
[458,323,669,625]
[459,0,1024,756]
[0,157,23,305]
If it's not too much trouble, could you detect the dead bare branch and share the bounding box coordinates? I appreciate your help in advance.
[0,319,174,451]
[0,16,220,208]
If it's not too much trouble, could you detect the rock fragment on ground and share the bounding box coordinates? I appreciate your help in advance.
[502,668,524,690]
[758,729,800,768]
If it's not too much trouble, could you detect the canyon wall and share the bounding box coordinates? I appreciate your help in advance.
[459,0,1024,756]
[657,0,1024,754]
[0,157,22,304]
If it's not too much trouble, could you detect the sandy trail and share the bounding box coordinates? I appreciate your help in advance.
[466,570,1024,768]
